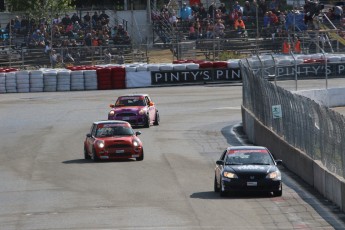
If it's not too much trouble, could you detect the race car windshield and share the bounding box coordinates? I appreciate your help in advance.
[96,126,134,137]
[115,98,146,107]
[225,151,273,165]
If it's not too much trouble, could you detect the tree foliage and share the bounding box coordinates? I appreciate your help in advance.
[6,0,75,21]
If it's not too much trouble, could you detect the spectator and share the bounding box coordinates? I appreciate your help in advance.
[180,2,192,20]
[92,11,99,26]
[53,14,61,25]
[83,12,91,26]
[198,3,208,20]
[282,39,290,54]
[61,14,72,28]
[294,38,301,53]
[258,0,268,16]
[234,16,246,34]
[188,22,197,39]
[333,6,343,20]
[208,3,216,19]
[243,1,255,17]
[71,13,80,24]
[169,12,178,27]
[99,10,110,24]
[268,0,279,15]
[214,19,225,37]
[13,16,21,34]
[205,22,213,38]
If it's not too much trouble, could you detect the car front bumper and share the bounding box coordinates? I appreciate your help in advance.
[221,178,282,192]
[108,115,147,126]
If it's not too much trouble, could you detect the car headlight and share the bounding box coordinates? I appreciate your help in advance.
[133,140,140,147]
[138,109,145,115]
[96,140,105,148]
[266,171,281,180]
[109,111,115,116]
[223,171,238,179]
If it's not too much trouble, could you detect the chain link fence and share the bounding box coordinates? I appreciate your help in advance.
[240,54,345,178]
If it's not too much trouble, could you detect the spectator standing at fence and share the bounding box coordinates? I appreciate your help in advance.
[205,21,213,38]
[83,12,91,27]
[282,39,290,54]
[258,0,268,16]
[333,6,343,20]
[294,38,301,53]
[92,11,100,27]
[208,2,216,19]
[61,14,71,29]
[71,13,80,24]
[99,10,110,24]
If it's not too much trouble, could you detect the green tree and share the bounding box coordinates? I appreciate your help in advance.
[6,0,75,21]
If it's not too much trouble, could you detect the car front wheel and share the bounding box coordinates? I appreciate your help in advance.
[214,175,220,192]
[91,147,99,162]
[144,115,150,128]
[136,150,144,161]
[153,111,160,126]
[84,146,91,160]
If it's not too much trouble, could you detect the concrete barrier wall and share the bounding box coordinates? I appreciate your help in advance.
[242,105,345,211]
[294,87,345,107]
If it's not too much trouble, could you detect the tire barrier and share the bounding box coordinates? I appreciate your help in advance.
[111,66,126,89]
[0,73,5,93]
[30,70,44,92]
[2,53,345,93]
[57,70,71,91]
[96,67,112,90]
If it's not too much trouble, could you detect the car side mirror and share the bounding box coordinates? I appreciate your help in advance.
[86,133,92,138]
[109,104,115,108]
[216,160,224,165]
[275,159,282,165]
[149,101,154,106]
[135,131,142,136]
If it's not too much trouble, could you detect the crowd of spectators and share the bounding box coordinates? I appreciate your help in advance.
[151,1,345,42]
[2,10,131,66]
[3,10,131,66]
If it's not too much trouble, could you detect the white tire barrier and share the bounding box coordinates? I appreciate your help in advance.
[29,70,44,92]
[16,70,30,93]
[5,72,17,93]
[186,63,199,70]
[57,70,71,91]
[43,71,57,92]
[84,70,98,90]
[70,70,84,91]
[0,73,5,93]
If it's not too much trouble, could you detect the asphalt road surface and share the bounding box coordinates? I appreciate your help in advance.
[1,83,345,230]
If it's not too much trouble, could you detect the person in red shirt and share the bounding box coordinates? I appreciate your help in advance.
[234,16,246,36]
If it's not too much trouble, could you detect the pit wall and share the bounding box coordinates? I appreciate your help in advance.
[242,99,345,212]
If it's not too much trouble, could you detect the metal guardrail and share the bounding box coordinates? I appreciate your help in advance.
[240,54,345,178]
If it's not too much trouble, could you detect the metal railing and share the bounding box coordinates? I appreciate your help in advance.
[240,53,345,178]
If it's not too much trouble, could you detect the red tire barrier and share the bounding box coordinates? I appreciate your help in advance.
[111,66,126,89]
[213,61,228,69]
[96,68,112,90]
[198,61,214,69]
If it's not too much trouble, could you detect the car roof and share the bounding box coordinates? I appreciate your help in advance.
[118,94,149,97]
[93,120,130,125]
[226,146,268,151]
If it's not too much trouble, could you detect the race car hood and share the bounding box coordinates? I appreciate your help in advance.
[112,106,146,114]
[225,165,277,174]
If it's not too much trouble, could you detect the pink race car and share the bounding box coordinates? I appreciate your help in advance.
[108,94,159,128]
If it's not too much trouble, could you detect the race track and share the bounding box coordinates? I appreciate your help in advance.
[1,84,345,230]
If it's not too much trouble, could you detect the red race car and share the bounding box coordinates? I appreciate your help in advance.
[84,120,144,161]
[108,94,159,128]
